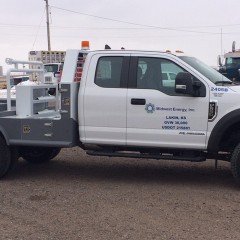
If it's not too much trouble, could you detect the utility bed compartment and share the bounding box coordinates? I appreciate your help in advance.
[16,84,59,117]
[0,103,7,112]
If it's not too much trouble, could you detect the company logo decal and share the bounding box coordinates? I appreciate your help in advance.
[145,103,155,114]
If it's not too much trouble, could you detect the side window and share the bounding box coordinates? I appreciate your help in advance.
[161,59,184,92]
[136,57,188,95]
[137,58,162,90]
[95,57,123,88]
[226,57,233,65]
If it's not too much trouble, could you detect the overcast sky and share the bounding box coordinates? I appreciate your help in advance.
[0,0,239,73]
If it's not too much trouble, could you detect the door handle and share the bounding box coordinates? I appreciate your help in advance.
[131,98,146,105]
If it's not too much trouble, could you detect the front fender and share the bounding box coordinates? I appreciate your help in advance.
[208,109,240,152]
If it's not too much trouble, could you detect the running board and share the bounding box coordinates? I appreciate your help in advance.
[87,150,206,162]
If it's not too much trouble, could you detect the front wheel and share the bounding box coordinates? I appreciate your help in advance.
[20,147,61,164]
[231,143,240,185]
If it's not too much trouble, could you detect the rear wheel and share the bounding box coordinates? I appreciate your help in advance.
[9,146,19,171]
[0,136,11,177]
[231,143,240,185]
[49,148,61,159]
[20,146,61,164]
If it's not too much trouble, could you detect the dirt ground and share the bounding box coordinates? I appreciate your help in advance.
[0,147,240,240]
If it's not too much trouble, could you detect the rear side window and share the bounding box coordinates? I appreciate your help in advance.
[95,57,123,88]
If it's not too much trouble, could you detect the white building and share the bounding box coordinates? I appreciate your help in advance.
[28,50,65,64]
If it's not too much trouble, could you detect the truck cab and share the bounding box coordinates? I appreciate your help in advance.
[71,50,232,152]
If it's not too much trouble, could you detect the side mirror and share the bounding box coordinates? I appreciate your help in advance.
[54,71,60,77]
[175,72,201,96]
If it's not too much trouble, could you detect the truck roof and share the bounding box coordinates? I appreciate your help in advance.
[61,49,189,83]
[67,49,187,58]
[224,51,240,58]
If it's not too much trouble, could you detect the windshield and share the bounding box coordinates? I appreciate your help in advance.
[179,56,231,84]
[226,57,240,66]
[44,64,59,73]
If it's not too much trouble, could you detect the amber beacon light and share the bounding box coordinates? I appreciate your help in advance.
[81,41,90,50]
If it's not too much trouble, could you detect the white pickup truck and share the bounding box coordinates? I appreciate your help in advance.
[43,62,63,84]
[1,48,240,185]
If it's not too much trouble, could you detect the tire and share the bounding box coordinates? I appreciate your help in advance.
[20,146,61,164]
[49,148,61,159]
[231,143,240,185]
[9,146,19,171]
[0,136,11,177]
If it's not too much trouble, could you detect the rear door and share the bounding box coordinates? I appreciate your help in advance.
[82,53,130,145]
[127,54,209,149]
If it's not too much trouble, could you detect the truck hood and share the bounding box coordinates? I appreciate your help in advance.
[228,85,240,92]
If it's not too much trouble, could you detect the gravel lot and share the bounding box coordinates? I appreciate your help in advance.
[1,147,240,240]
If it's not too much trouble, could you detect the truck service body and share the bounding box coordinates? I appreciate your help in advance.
[1,47,240,185]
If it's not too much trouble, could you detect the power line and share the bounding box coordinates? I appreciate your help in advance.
[31,8,45,50]
[1,22,240,30]
[50,5,240,35]
[0,22,240,35]
[0,25,240,37]
[171,23,240,29]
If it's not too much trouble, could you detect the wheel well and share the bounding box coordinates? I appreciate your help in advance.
[0,127,9,145]
[0,132,4,139]
[208,109,240,153]
[0,131,6,143]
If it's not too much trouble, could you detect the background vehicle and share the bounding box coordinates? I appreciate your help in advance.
[161,72,176,87]
[44,62,63,84]
[218,41,240,81]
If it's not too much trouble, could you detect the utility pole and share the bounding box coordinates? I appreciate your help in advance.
[44,0,51,51]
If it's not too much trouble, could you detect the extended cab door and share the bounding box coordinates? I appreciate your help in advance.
[80,53,130,145]
[126,54,209,149]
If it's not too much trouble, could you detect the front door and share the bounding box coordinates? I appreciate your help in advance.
[127,54,209,149]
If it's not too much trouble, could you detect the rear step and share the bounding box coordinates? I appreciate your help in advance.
[87,150,206,162]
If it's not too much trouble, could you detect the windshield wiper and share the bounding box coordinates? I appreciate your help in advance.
[215,81,232,85]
